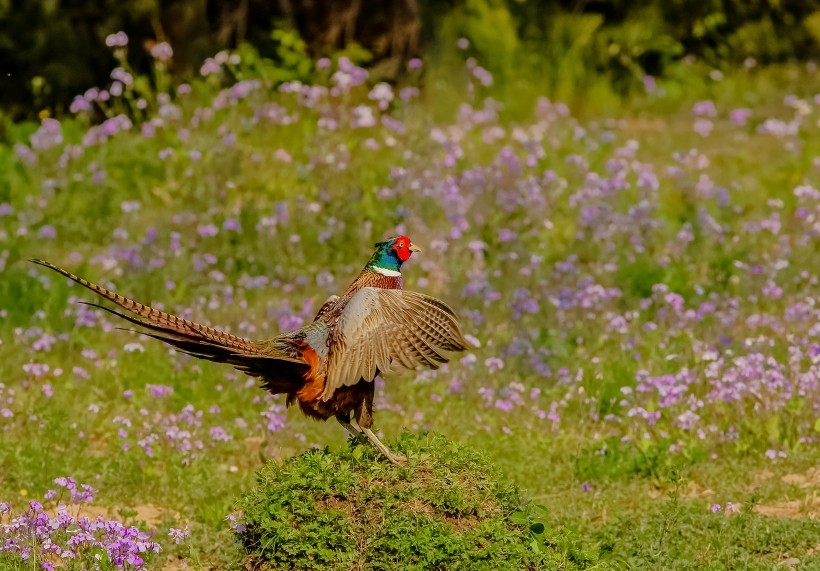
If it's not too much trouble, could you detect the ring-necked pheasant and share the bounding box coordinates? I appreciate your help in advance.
[31,235,467,464]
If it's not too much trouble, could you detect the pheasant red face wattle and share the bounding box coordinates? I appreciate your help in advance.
[391,235,420,262]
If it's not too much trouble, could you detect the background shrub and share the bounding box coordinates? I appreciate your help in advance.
[2,0,819,118]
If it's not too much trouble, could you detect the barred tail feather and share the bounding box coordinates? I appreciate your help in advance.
[31,259,309,391]
[30,258,262,354]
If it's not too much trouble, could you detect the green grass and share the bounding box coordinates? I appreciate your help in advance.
[597,498,820,569]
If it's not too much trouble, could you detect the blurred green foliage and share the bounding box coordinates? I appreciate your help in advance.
[1,0,819,117]
[438,0,820,96]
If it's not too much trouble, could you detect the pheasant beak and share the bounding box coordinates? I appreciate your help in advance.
[408,242,422,253]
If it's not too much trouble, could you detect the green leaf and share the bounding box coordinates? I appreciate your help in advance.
[509,511,529,525]
[352,445,365,461]
[529,522,545,535]
[528,503,550,520]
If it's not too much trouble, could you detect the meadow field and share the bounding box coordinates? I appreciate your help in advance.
[1,43,819,569]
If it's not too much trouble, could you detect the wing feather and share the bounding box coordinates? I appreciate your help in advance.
[322,288,467,400]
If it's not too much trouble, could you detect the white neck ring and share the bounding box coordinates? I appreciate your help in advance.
[372,266,401,277]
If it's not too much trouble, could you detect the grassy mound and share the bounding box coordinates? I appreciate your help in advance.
[235,432,566,570]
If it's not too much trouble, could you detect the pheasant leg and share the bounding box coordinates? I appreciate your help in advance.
[336,414,367,444]
[354,386,406,465]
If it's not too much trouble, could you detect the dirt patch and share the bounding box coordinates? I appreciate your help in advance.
[86,434,111,453]
[77,504,112,519]
[754,468,819,519]
[132,503,176,525]
[161,558,229,571]
[753,469,775,483]
[408,466,437,484]
[56,503,178,526]
[316,495,356,518]
[399,499,484,532]
[315,494,485,533]
[781,467,820,488]
[162,558,192,571]
[683,481,715,499]
[402,498,436,516]
[754,492,818,519]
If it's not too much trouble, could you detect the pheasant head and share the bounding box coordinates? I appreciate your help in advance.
[365,235,421,275]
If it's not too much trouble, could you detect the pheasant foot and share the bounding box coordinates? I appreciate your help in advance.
[362,427,407,465]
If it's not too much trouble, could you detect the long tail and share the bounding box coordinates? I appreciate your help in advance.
[31,259,308,389]
[31,259,259,352]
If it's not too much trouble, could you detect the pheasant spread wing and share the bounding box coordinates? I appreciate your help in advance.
[322,287,467,400]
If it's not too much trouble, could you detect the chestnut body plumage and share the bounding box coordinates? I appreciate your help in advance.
[32,235,467,463]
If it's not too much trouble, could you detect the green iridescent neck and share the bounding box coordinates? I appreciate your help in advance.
[366,246,402,273]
